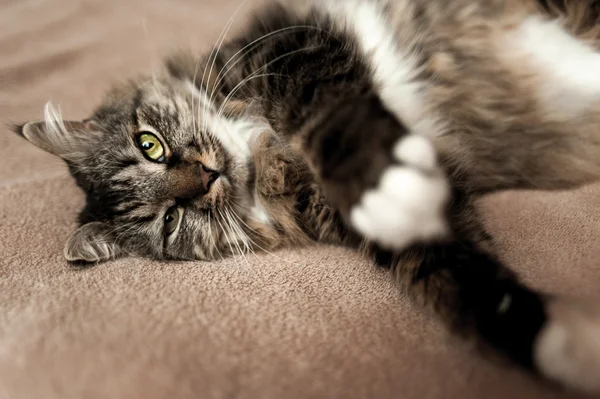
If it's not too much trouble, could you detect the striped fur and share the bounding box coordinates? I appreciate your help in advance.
[15,0,600,392]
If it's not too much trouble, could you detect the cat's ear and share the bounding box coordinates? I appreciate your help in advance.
[15,103,97,159]
[164,50,229,99]
[64,222,123,263]
[164,50,197,82]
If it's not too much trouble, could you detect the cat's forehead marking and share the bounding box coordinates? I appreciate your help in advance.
[137,91,183,129]
[111,159,166,184]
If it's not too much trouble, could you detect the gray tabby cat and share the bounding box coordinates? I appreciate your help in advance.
[14,0,600,392]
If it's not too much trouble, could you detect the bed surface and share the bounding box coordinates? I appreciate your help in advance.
[1,1,599,398]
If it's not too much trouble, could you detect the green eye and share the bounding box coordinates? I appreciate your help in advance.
[137,132,165,162]
[164,206,181,236]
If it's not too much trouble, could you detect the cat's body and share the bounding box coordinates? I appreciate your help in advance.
[14,0,600,393]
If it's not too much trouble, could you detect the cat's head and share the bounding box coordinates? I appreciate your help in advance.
[15,58,283,263]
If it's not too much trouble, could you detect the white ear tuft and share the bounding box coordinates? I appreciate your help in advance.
[20,103,93,159]
[43,101,68,138]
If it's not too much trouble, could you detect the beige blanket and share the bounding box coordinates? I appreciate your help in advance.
[1,0,599,398]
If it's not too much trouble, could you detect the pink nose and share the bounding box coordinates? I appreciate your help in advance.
[198,163,219,192]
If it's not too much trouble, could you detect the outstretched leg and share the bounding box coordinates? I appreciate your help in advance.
[369,236,600,392]
[290,92,450,250]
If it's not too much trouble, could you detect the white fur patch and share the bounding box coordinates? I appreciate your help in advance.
[506,16,600,116]
[187,81,263,159]
[350,135,449,249]
[393,134,437,171]
[320,0,436,136]
[535,300,600,392]
[250,193,272,226]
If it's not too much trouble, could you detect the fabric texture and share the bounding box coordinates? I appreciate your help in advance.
[1,1,599,398]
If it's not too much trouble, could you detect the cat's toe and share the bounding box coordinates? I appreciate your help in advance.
[349,134,450,250]
[393,133,438,171]
[535,299,600,393]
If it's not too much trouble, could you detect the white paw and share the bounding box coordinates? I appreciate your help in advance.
[535,299,600,393]
[350,134,450,250]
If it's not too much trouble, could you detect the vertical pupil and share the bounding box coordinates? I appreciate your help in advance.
[142,141,154,150]
[165,214,173,223]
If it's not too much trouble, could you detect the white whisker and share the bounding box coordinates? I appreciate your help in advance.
[220,208,248,261]
[209,25,325,107]
[140,18,161,99]
[216,73,280,120]
[216,45,320,120]
[228,207,300,267]
[224,207,262,279]
[225,207,250,253]
[207,210,224,261]
[214,208,242,270]
[201,0,248,133]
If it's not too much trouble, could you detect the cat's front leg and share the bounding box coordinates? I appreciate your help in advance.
[349,133,449,250]
[282,91,450,251]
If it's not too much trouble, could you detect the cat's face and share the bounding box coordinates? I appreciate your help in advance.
[17,72,272,263]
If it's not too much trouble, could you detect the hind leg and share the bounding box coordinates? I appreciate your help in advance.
[367,235,600,393]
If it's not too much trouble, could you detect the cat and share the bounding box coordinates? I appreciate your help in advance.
[13,0,600,393]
